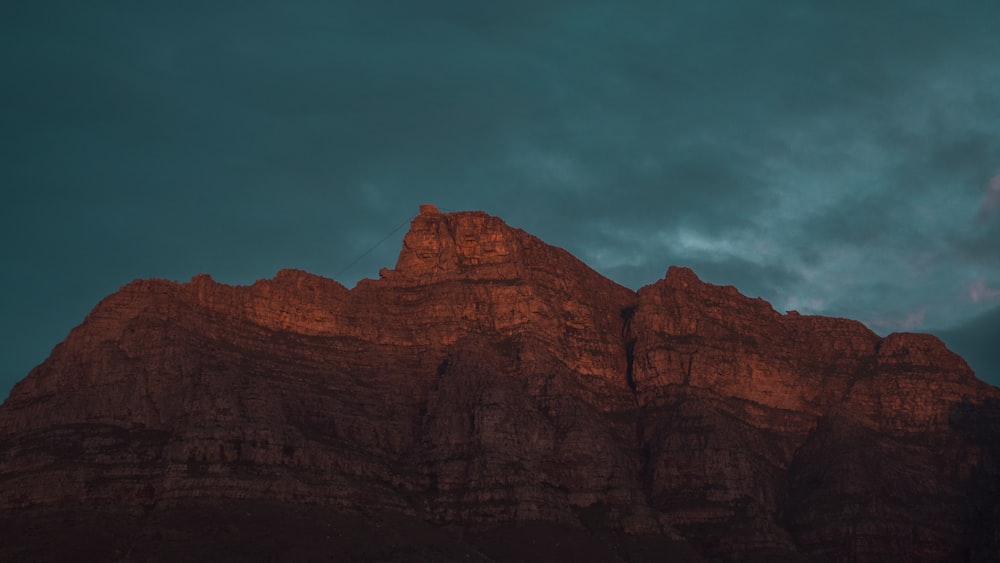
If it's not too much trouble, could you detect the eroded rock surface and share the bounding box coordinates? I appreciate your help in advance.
[1,206,998,562]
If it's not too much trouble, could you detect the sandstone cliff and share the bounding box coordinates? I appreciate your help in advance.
[1,205,998,562]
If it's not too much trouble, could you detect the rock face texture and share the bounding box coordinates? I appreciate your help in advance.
[1,205,999,562]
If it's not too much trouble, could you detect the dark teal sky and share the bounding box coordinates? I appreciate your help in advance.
[3,1,1000,397]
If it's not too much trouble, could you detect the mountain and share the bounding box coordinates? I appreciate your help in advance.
[1,204,999,563]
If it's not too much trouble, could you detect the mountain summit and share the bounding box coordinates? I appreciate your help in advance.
[1,207,998,562]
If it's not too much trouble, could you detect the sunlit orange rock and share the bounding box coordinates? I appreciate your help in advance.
[1,206,998,562]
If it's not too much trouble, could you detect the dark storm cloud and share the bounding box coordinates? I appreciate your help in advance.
[3,1,1000,396]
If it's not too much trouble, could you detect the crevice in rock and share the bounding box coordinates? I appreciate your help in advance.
[625,340,637,393]
[684,353,695,387]
[621,305,638,395]
[620,305,635,338]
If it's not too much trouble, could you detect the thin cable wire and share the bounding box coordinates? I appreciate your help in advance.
[333,215,414,280]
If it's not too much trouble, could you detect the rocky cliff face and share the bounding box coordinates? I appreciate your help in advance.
[1,205,998,563]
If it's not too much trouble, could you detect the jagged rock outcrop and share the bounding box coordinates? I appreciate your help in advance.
[1,205,998,563]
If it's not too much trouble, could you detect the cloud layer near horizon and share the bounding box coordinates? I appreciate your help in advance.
[2,1,1000,395]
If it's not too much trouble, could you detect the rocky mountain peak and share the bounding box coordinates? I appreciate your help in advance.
[1,206,999,563]
[384,204,532,284]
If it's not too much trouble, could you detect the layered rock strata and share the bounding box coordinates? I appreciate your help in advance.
[1,205,998,562]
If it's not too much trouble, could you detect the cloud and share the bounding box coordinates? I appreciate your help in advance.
[866,308,928,333]
[979,173,1000,220]
[968,280,1000,303]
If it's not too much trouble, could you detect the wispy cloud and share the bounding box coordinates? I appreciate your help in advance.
[968,280,1000,303]
[979,173,1000,221]
[866,308,928,332]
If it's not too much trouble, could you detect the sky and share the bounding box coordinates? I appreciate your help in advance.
[2,1,1000,398]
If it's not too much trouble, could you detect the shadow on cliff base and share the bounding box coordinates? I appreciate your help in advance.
[949,398,1000,562]
[0,500,712,563]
